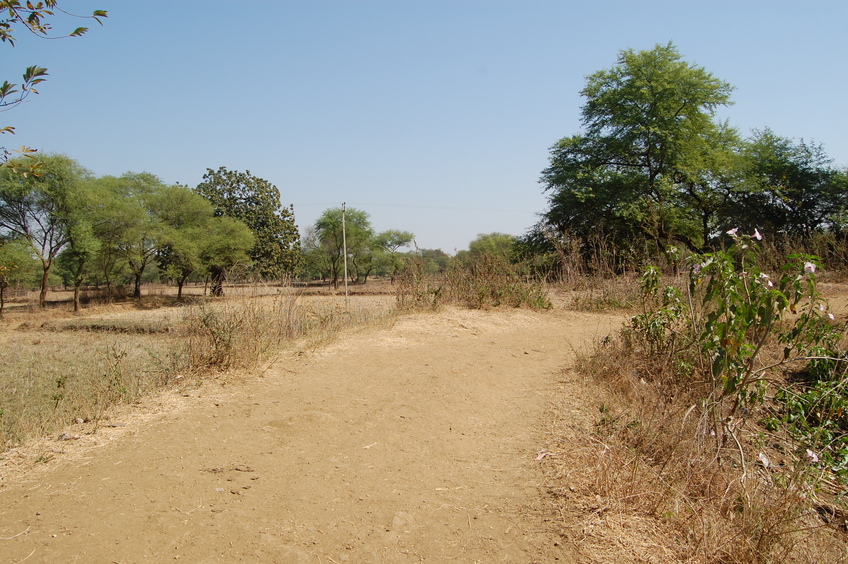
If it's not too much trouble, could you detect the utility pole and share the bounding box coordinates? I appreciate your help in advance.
[342,202,349,312]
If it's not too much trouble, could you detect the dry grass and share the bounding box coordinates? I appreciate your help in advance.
[545,330,848,563]
[395,252,552,311]
[183,289,395,369]
[0,328,178,448]
[557,273,642,312]
[0,284,396,452]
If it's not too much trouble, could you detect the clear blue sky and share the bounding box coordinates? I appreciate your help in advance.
[4,1,846,253]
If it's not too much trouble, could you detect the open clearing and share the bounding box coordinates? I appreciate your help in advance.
[0,302,624,563]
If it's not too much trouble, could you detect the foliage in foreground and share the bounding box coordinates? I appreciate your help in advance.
[573,230,847,562]
[1,1,107,161]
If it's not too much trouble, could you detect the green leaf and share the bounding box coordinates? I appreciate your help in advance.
[0,80,18,99]
[22,65,48,82]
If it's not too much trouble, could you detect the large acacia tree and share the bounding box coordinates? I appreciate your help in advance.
[195,167,301,279]
[537,43,847,271]
[98,172,169,299]
[540,43,735,264]
[152,185,253,298]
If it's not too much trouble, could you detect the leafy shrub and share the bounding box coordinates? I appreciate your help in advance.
[575,228,848,561]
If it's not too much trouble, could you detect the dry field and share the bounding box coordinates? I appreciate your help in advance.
[0,282,397,449]
[0,282,846,562]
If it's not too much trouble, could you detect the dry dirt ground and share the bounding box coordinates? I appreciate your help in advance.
[0,304,626,563]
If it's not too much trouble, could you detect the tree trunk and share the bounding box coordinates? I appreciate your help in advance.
[210,266,226,297]
[73,281,82,314]
[72,257,86,314]
[133,272,142,299]
[39,263,50,308]
[0,280,6,320]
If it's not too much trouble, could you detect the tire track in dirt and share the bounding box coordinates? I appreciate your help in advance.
[0,306,622,563]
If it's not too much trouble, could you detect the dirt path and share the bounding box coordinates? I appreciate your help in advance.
[0,306,622,563]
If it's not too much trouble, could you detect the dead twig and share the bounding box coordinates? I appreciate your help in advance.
[0,526,30,540]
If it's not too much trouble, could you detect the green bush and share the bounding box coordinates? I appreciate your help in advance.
[631,228,846,476]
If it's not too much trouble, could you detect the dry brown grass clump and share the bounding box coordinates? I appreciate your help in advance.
[0,326,180,449]
[395,252,552,311]
[560,273,642,312]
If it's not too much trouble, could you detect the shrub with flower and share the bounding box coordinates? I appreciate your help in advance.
[631,228,846,476]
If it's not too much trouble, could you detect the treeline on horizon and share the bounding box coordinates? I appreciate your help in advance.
[2,42,847,311]
[0,162,452,311]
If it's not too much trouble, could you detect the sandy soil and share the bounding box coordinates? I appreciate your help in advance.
[0,305,624,563]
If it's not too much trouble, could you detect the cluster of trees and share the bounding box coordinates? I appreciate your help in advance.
[0,154,460,312]
[455,232,517,262]
[11,14,840,300]
[529,43,847,273]
[301,206,417,287]
[0,157,301,311]
[0,150,473,312]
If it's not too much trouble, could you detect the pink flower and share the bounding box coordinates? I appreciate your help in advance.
[804,262,816,274]
[805,449,819,464]
[753,229,763,241]
[726,227,739,236]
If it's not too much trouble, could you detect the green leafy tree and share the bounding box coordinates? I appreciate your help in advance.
[313,207,374,287]
[300,225,330,282]
[151,185,215,299]
[85,176,132,299]
[200,216,254,297]
[417,248,451,276]
[467,232,517,260]
[672,121,745,247]
[95,172,168,299]
[56,179,100,313]
[734,129,847,240]
[151,185,254,298]
[1,1,106,161]
[195,167,301,279]
[540,42,735,265]
[374,229,414,282]
[0,153,91,306]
